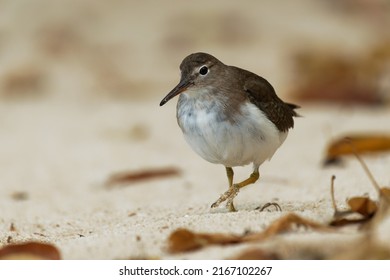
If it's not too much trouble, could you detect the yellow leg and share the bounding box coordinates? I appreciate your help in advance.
[226,167,234,187]
[211,168,260,212]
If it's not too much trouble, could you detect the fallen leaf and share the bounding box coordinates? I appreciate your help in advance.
[324,135,390,165]
[347,197,377,217]
[352,149,390,226]
[168,228,241,253]
[329,218,371,227]
[0,242,61,260]
[105,167,181,187]
[167,213,329,254]
[329,175,376,226]
[244,213,329,242]
[329,151,390,227]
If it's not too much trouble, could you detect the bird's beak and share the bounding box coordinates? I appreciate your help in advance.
[160,78,193,106]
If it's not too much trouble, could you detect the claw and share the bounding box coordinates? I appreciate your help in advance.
[211,185,240,211]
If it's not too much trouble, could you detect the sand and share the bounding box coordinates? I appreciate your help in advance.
[0,0,389,259]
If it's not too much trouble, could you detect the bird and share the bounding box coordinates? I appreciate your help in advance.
[160,52,299,212]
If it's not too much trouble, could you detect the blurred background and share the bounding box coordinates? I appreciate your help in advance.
[0,0,389,198]
[0,0,389,103]
[1,0,390,260]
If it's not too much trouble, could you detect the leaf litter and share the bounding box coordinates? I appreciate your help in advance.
[167,213,330,254]
[3,140,387,259]
[324,134,390,165]
[166,147,390,259]
[0,242,61,260]
[105,167,181,188]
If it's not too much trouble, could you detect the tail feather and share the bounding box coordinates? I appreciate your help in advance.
[287,102,301,117]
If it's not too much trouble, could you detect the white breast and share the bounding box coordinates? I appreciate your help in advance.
[177,92,287,168]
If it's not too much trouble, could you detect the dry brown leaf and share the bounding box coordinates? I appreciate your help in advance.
[105,167,181,188]
[329,216,372,227]
[324,135,390,165]
[230,248,279,260]
[243,213,329,242]
[329,151,390,227]
[168,213,329,254]
[329,175,377,226]
[264,213,326,234]
[328,149,390,257]
[347,197,378,217]
[167,228,241,253]
[0,242,61,260]
[353,149,390,228]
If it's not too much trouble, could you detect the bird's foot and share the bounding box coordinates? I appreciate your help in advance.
[256,202,282,212]
[211,184,240,212]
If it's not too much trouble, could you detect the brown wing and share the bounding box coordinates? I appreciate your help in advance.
[244,76,299,132]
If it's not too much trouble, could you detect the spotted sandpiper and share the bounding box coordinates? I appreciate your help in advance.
[160,52,299,212]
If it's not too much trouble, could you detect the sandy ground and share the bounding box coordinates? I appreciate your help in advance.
[0,0,390,259]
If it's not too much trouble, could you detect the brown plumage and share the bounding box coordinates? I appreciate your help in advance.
[160,52,299,212]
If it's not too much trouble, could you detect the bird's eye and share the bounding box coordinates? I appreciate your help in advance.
[199,65,209,76]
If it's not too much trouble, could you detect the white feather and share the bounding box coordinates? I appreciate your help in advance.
[177,91,287,170]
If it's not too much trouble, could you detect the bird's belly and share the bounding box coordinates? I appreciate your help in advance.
[178,101,287,167]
